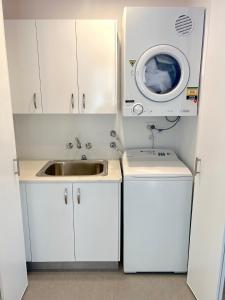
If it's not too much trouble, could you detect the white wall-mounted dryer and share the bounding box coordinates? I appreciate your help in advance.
[122,7,205,116]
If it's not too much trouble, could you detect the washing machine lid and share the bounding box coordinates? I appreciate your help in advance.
[122,149,192,178]
[135,45,190,102]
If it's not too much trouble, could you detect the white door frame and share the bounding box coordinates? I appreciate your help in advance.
[0,0,28,298]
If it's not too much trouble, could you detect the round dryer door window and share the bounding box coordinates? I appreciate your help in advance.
[135,45,190,102]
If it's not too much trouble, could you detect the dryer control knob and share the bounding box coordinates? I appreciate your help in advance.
[133,104,143,115]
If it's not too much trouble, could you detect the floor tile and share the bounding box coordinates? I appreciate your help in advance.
[23,270,195,300]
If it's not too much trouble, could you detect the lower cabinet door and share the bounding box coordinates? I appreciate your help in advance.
[73,183,120,261]
[20,183,31,261]
[26,183,75,262]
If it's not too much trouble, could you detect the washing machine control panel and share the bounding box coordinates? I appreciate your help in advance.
[132,104,143,115]
[126,149,178,161]
[141,150,174,158]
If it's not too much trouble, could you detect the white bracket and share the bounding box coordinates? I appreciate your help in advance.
[195,157,201,175]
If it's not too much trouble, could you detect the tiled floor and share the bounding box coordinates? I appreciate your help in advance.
[23,270,196,300]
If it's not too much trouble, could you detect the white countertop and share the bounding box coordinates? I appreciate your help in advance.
[19,160,122,183]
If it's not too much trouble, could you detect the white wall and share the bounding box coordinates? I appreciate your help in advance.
[3,0,209,169]
[13,114,119,160]
[2,0,208,21]
[13,115,198,164]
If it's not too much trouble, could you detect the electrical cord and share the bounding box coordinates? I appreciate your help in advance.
[165,116,180,123]
[146,116,181,149]
[149,128,155,148]
[150,116,181,132]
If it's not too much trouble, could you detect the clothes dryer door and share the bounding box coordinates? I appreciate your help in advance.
[135,45,190,102]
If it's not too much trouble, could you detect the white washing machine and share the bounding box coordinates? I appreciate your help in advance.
[123,149,193,273]
[122,7,205,116]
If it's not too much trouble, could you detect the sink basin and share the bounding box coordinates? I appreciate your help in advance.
[36,160,108,177]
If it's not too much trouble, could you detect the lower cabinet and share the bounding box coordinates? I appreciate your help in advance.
[20,182,120,263]
[73,183,120,261]
[26,183,74,262]
[20,184,32,261]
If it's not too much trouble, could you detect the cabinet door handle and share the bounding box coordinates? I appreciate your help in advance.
[77,188,80,204]
[71,93,74,110]
[33,93,37,109]
[82,93,86,110]
[13,158,20,176]
[64,188,68,205]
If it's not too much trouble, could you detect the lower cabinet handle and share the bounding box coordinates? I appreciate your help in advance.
[71,93,74,109]
[33,93,37,109]
[64,188,68,205]
[77,188,80,204]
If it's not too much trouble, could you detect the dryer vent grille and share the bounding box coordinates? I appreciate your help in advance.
[175,15,193,35]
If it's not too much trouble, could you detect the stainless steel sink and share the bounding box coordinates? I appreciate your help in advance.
[36,160,108,177]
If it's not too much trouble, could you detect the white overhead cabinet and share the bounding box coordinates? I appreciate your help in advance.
[5,20,42,113]
[5,19,117,114]
[76,20,117,114]
[36,20,79,113]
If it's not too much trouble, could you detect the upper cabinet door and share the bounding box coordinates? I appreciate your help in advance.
[36,20,78,113]
[4,20,42,113]
[76,20,117,114]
